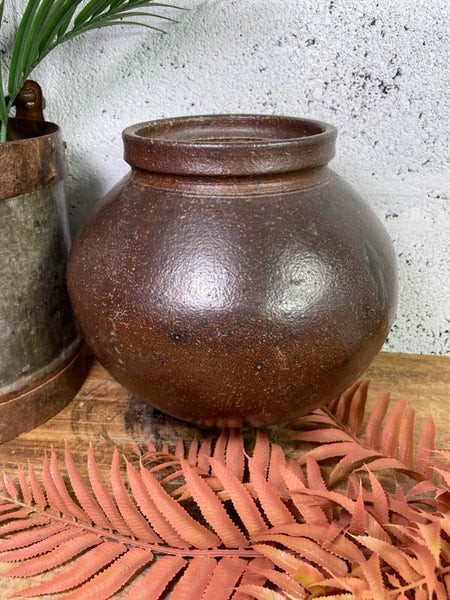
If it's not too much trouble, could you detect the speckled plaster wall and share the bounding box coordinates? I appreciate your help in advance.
[2,0,449,355]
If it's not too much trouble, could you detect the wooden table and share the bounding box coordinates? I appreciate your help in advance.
[0,352,448,598]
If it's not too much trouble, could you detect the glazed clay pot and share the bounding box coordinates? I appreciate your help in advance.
[67,115,397,428]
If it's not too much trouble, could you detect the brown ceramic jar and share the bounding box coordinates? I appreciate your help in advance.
[67,115,397,428]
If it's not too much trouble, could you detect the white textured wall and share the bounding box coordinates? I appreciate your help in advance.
[2,0,449,355]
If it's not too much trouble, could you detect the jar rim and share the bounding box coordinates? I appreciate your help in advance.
[0,118,66,200]
[123,114,337,176]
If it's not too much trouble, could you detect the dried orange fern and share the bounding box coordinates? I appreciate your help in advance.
[0,382,448,599]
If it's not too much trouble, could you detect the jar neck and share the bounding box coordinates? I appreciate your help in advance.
[130,165,333,196]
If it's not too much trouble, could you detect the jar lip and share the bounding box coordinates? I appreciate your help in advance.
[123,114,337,176]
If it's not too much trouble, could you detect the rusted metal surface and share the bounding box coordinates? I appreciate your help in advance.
[0,348,85,442]
[68,114,397,428]
[0,92,86,441]
[0,118,66,200]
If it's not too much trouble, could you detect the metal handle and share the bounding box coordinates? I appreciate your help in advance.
[9,80,46,122]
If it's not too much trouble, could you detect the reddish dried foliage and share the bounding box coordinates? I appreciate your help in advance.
[0,381,448,599]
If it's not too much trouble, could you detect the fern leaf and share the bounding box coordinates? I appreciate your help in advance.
[201,557,248,600]
[41,452,67,513]
[252,543,306,575]
[233,557,271,600]
[267,444,288,493]
[0,503,17,514]
[180,459,248,548]
[187,438,199,466]
[290,429,355,444]
[252,430,270,478]
[380,397,408,457]
[2,474,18,500]
[305,458,327,492]
[126,461,185,547]
[61,547,153,600]
[175,438,185,459]
[226,429,245,482]
[349,484,366,536]
[248,458,295,527]
[417,416,436,479]
[365,390,390,449]
[255,533,348,576]
[111,449,159,543]
[360,554,385,600]
[298,442,359,464]
[209,457,267,538]
[197,438,212,472]
[253,543,324,589]
[50,447,90,522]
[4,532,101,577]
[170,556,216,600]
[0,527,79,563]
[213,430,229,465]
[322,530,366,565]
[359,457,418,474]
[285,458,307,485]
[17,470,31,506]
[236,585,286,600]
[409,544,440,597]
[14,541,128,597]
[417,521,442,566]
[124,555,187,599]
[347,379,369,435]
[253,566,306,599]
[0,508,29,524]
[0,516,50,536]
[308,595,359,600]
[0,523,64,552]
[355,535,421,582]
[335,380,362,426]
[87,446,132,536]
[26,463,46,510]
[329,449,379,486]
[367,471,389,524]
[281,467,329,527]
[140,464,221,549]
[65,444,112,529]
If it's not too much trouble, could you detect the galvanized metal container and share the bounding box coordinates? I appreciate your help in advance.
[0,88,86,441]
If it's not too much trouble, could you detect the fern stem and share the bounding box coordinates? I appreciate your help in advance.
[321,407,362,444]
[387,565,450,596]
[0,494,260,558]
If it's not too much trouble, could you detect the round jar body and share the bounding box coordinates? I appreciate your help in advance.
[67,115,397,427]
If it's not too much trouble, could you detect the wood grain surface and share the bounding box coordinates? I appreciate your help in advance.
[0,351,448,598]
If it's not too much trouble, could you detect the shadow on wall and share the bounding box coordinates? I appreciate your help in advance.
[65,150,103,239]
[58,3,210,236]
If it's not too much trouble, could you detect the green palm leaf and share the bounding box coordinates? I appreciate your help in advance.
[0,0,8,126]
[0,0,186,142]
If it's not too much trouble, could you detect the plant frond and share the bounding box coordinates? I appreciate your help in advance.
[1,0,186,136]
[292,380,440,491]
[0,381,448,599]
